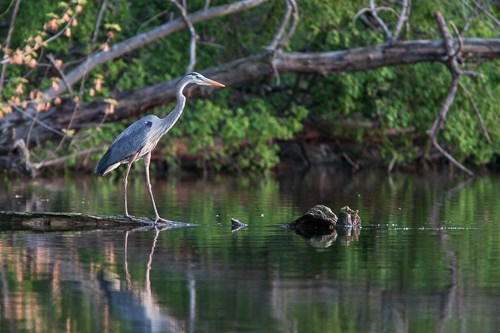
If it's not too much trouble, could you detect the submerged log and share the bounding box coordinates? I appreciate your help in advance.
[0,211,193,232]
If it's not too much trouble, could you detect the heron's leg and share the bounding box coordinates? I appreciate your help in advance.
[124,162,132,217]
[143,152,163,223]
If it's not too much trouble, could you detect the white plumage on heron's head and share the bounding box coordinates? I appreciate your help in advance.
[181,72,225,87]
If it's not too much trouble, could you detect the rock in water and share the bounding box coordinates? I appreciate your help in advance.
[290,205,338,237]
[337,206,361,227]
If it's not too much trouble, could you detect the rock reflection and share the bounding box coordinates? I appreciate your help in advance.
[297,226,362,248]
[304,231,338,248]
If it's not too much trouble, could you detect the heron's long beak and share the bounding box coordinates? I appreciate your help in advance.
[204,78,225,87]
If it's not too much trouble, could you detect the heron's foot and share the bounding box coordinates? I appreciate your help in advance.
[154,216,169,224]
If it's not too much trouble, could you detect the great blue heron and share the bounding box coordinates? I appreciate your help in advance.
[96,72,225,223]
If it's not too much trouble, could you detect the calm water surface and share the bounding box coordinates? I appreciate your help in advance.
[0,168,499,332]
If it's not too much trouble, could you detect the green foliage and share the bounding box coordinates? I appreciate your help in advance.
[166,99,308,172]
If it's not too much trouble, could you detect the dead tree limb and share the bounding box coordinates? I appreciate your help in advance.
[428,12,475,177]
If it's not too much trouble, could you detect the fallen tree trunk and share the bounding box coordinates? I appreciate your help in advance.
[1,38,499,174]
[0,210,193,231]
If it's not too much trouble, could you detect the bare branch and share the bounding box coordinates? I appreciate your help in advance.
[449,20,464,61]
[435,12,463,75]
[470,0,500,28]
[428,75,459,140]
[392,0,410,42]
[47,54,75,97]
[0,0,16,19]
[0,0,21,100]
[458,81,491,143]
[11,105,64,136]
[432,137,474,177]
[171,0,198,73]
[353,6,399,27]
[461,0,500,35]
[267,0,298,85]
[268,0,297,50]
[369,0,392,41]
[91,0,109,44]
[35,147,103,169]
[281,0,298,48]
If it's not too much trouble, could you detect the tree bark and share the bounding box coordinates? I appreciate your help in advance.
[0,210,195,231]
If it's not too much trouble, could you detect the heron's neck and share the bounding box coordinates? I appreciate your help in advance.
[160,80,189,133]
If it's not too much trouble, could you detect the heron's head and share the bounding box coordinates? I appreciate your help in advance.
[185,72,225,87]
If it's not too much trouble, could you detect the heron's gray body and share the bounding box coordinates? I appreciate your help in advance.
[95,112,181,176]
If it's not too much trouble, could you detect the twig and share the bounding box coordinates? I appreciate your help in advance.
[35,147,103,169]
[137,9,170,33]
[458,81,491,143]
[282,0,298,49]
[0,0,15,19]
[460,0,499,35]
[392,0,410,42]
[369,0,392,41]
[431,137,474,177]
[429,75,459,142]
[342,152,360,171]
[91,0,109,44]
[47,54,79,151]
[0,0,21,100]
[470,0,500,28]
[353,6,399,26]
[47,54,75,96]
[267,0,298,85]
[267,0,292,50]
[449,21,463,60]
[171,0,198,73]
[11,105,65,136]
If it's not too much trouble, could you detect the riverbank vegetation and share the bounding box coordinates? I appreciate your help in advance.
[0,0,498,177]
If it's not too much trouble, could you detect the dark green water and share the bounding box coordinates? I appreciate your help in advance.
[0,168,499,332]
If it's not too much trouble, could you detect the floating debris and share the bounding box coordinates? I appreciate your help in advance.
[231,218,247,232]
